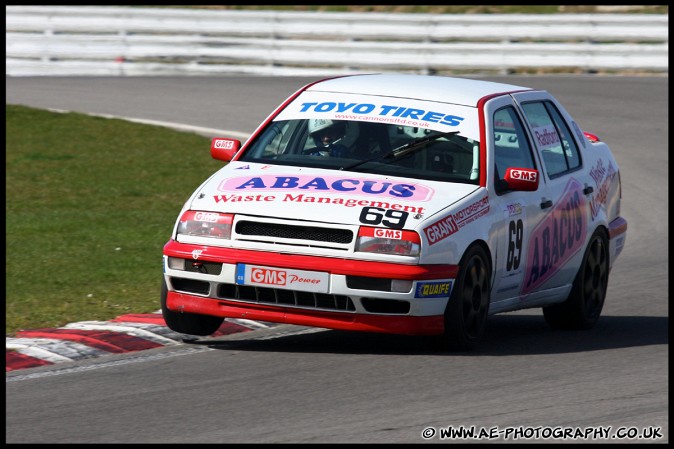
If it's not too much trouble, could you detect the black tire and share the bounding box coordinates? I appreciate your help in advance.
[441,244,491,351]
[161,278,224,336]
[543,228,609,330]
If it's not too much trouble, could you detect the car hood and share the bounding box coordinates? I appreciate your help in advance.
[187,161,480,230]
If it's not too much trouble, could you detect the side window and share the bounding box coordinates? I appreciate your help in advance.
[547,104,581,171]
[493,106,536,181]
[521,101,581,178]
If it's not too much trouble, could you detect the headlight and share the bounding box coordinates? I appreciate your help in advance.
[177,211,233,239]
[355,227,420,257]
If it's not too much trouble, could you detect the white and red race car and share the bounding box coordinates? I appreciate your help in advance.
[161,74,627,350]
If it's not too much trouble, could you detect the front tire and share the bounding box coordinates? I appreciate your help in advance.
[161,278,224,336]
[441,244,491,351]
[543,228,609,330]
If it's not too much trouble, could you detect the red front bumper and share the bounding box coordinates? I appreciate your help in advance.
[166,290,445,336]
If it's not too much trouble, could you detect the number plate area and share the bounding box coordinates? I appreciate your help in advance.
[236,264,330,293]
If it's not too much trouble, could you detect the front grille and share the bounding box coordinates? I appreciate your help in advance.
[217,283,355,311]
[235,221,353,244]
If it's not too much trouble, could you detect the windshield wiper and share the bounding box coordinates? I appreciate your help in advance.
[340,131,459,171]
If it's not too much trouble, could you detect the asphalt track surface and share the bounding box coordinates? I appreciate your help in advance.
[5,75,668,443]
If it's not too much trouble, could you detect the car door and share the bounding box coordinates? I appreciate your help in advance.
[510,91,592,298]
[484,96,554,309]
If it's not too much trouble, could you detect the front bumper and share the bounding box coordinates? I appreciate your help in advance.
[163,240,457,336]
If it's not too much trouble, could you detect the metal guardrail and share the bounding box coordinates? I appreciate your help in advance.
[5,5,669,76]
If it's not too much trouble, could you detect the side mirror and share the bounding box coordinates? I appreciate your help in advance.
[210,138,241,161]
[502,167,539,192]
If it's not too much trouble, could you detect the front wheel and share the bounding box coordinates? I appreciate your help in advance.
[543,228,609,330]
[440,245,491,351]
[161,278,224,336]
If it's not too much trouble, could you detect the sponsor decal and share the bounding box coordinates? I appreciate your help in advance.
[217,175,434,201]
[193,211,219,222]
[297,101,465,127]
[191,249,203,260]
[509,168,538,183]
[213,139,235,149]
[213,193,425,215]
[532,124,560,151]
[236,264,330,293]
[415,281,453,298]
[273,91,480,140]
[235,165,250,170]
[504,202,523,218]
[374,228,403,239]
[423,196,490,245]
[588,159,617,221]
[522,178,586,294]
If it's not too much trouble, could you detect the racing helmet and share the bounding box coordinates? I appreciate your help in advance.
[308,119,346,147]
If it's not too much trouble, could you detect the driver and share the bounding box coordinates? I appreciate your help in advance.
[307,119,349,157]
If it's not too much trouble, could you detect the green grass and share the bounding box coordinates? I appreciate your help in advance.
[5,105,225,335]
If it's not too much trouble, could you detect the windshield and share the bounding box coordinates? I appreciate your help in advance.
[239,119,480,184]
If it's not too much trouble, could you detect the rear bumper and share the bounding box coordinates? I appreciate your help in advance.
[608,216,627,262]
[166,290,445,336]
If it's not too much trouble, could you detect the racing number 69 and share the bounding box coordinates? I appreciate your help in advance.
[507,219,523,271]
[359,207,408,229]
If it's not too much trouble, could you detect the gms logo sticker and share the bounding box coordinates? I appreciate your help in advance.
[415,281,453,298]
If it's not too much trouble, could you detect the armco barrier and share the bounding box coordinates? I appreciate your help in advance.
[6,6,669,77]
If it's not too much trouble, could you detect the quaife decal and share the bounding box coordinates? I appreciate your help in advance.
[522,178,586,294]
[217,175,434,201]
[415,281,453,298]
[423,196,490,245]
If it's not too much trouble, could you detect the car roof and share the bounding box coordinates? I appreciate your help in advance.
[305,73,534,107]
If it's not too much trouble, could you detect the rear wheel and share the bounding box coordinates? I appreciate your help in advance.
[161,278,224,336]
[543,228,609,330]
[441,245,491,351]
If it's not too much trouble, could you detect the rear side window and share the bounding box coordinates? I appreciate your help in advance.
[520,101,582,178]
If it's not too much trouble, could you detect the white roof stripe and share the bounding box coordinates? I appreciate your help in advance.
[306,74,531,107]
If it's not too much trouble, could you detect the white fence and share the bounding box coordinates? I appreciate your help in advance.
[6,5,669,77]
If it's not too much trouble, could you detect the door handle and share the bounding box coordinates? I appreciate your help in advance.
[540,199,553,209]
